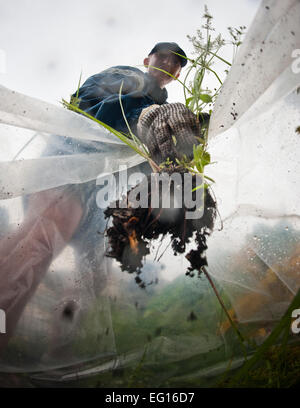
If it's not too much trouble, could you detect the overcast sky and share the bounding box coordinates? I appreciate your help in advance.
[0,0,261,105]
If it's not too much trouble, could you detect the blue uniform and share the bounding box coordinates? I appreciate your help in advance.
[73,65,168,136]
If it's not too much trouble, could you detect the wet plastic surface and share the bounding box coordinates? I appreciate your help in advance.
[0,0,299,385]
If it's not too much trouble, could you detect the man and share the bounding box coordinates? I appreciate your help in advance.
[0,42,197,352]
[30,41,192,289]
[71,42,187,136]
[57,41,203,163]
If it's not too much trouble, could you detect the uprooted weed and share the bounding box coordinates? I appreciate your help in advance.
[104,167,217,288]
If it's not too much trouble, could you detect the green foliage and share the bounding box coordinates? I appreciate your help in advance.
[69,71,82,108]
[176,5,245,122]
[156,5,245,187]
[227,25,247,56]
[220,289,300,388]
[158,156,174,169]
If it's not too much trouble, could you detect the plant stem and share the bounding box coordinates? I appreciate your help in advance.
[202,266,245,343]
[140,64,192,95]
[186,48,231,66]
[205,67,223,85]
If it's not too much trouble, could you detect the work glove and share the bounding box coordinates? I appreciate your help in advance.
[137,103,209,165]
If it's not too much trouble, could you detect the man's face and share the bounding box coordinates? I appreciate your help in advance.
[144,50,182,88]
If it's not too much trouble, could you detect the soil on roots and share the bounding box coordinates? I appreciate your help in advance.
[104,168,217,288]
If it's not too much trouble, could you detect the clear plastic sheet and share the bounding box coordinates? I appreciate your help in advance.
[209,0,300,138]
[0,0,299,385]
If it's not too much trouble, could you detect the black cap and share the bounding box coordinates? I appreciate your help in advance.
[148,42,187,67]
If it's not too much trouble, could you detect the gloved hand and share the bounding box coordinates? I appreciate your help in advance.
[137,103,209,165]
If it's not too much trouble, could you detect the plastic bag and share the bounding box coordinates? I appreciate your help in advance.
[0,0,299,385]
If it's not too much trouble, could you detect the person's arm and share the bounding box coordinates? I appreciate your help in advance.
[74,68,154,134]
[137,102,207,165]
[0,188,83,351]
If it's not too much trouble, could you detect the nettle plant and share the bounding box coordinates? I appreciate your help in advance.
[184,13,245,118]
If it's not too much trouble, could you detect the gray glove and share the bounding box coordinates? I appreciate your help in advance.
[137,103,208,165]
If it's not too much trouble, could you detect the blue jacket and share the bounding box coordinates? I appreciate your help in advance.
[73,66,168,134]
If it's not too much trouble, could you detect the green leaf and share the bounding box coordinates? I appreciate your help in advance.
[192,183,205,192]
[69,95,81,108]
[199,94,213,103]
[193,144,203,162]
[193,144,197,160]
[185,97,194,105]
[195,162,203,173]
[204,175,215,183]
[202,151,211,166]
